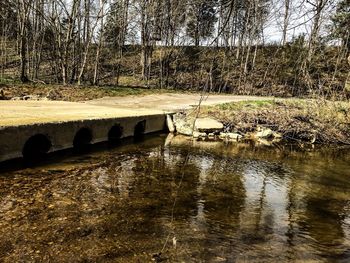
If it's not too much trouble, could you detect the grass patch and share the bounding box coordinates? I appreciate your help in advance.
[215,100,275,111]
[0,76,21,85]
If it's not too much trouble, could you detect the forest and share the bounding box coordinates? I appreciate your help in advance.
[0,0,349,98]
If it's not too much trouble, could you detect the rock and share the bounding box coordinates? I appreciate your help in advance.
[227,133,243,141]
[23,95,32,100]
[181,127,194,136]
[219,132,242,141]
[310,133,317,144]
[219,132,227,139]
[193,131,207,139]
[166,115,175,133]
[176,124,193,136]
[258,138,273,146]
[173,113,194,136]
[273,132,283,139]
[208,133,216,139]
[195,118,224,133]
[174,120,193,136]
[255,128,274,139]
[164,133,174,147]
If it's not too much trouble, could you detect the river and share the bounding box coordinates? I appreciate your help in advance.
[0,134,349,262]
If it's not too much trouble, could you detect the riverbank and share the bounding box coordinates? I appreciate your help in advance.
[179,99,350,145]
[1,84,349,145]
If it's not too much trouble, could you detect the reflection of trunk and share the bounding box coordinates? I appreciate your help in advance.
[286,175,297,247]
[254,174,267,230]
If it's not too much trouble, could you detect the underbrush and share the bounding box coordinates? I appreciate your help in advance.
[198,99,350,144]
[0,84,172,101]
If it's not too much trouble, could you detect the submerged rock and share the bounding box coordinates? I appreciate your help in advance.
[219,132,243,142]
[227,133,243,141]
[208,133,216,139]
[193,131,207,139]
[164,133,174,147]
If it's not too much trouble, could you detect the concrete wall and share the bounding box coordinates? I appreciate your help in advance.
[0,114,166,163]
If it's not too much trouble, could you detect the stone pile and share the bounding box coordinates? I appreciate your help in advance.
[167,113,283,144]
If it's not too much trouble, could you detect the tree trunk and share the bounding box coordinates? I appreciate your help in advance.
[282,0,290,46]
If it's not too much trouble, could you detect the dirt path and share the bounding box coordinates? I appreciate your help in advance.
[86,93,274,111]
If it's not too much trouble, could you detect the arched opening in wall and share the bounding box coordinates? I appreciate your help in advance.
[73,128,92,150]
[22,134,52,160]
[108,124,124,144]
[134,120,146,140]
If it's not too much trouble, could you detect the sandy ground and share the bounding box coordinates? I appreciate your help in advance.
[0,94,273,127]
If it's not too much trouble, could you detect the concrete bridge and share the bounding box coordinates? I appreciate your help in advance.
[0,101,167,163]
[0,94,272,163]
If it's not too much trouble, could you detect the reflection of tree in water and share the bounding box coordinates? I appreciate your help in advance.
[131,146,201,216]
[231,160,293,262]
[247,173,273,242]
[169,153,247,262]
[286,155,350,261]
[1,139,350,262]
[298,178,349,259]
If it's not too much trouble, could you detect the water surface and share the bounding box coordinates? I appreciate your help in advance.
[0,135,350,262]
